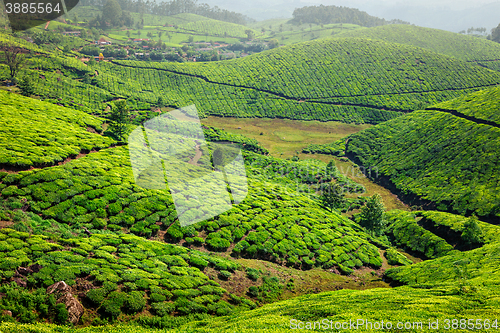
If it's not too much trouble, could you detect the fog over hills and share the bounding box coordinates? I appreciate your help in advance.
[201,0,500,32]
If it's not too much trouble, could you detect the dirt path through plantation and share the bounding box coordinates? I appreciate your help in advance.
[188,143,203,166]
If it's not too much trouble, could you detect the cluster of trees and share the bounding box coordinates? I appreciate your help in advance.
[89,0,134,28]
[459,27,487,35]
[488,23,500,43]
[80,0,253,25]
[290,5,410,27]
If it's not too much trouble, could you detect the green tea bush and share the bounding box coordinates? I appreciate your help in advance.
[125,291,146,313]
[385,248,412,266]
[246,268,260,281]
[151,302,175,317]
[218,270,231,280]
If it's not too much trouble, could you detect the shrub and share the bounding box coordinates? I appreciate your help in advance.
[102,291,127,319]
[125,291,146,313]
[206,237,231,251]
[86,288,107,305]
[150,293,166,303]
[151,302,174,317]
[190,256,209,269]
[247,286,259,298]
[385,248,412,266]
[54,303,68,324]
[218,270,231,280]
[246,268,260,281]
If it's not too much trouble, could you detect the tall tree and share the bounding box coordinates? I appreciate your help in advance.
[109,100,130,140]
[320,183,345,212]
[0,44,27,81]
[103,0,122,27]
[245,29,255,41]
[491,23,500,43]
[461,215,483,246]
[358,194,386,236]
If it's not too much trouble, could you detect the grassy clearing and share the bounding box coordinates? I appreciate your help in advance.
[201,116,371,158]
[201,116,407,212]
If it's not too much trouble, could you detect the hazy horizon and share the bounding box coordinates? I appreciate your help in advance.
[201,0,500,32]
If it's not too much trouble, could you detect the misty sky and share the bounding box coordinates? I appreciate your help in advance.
[203,0,500,32]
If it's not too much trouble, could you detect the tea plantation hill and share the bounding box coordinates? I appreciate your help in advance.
[0,93,391,326]
[110,37,500,122]
[88,11,260,44]
[5,30,500,124]
[3,209,500,332]
[305,85,500,221]
[0,90,115,169]
[338,25,500,72]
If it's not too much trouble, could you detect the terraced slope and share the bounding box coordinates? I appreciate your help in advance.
[430,85,500,125]
[107,38,500,121]
[9,33,500,124]
[0,228,247,323]
[0,90,114,169]
[343,87,500,220]
[4,209,500,332]
[338,25,500,71]
[172,13,258,39]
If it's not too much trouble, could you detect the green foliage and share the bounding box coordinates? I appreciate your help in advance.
[432,85,500,126]
[416,210,500,245]
[357,194,386,236]
[108,100,130,141]
[291,4,390,26]
[320,182,345,212]
[254,276,283,303]
[384,248,412,266]
[205,237,231,251]
[302,139,345,156]
[0,90,113,168]
[109,38,500,124]
[385,210,455,259]
[340,24,500,71]
[246,268,260,281]
[125,291,146,313]
[345,98,500,218]
[461,215,483,246]
[18,76,35,97]
[217,270,231,280]
[54,303,68,325]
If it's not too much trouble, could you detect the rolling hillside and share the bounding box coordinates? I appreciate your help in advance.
[2,15,500,332]
[116,37,500,116]
[18,34,500,125]
[341,86,500,220]
[0,90,114,169]
[0,93,390,326]
[338,25,500,71]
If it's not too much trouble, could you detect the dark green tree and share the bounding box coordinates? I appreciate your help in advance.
[245,29,255,40]
[157,96,165,108]
[461,215,483,246]
[320,183,345,212]
[490,23,500,43]
[18,75,35,96]
[109,100,130,140]
[54,303,68,324]
[0,44,27,80]
[103,0,122,27]
[358,194,386,236]
[269,39,279,49]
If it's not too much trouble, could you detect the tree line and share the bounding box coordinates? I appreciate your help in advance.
[79,0,253,25]
[290,5,410,27]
